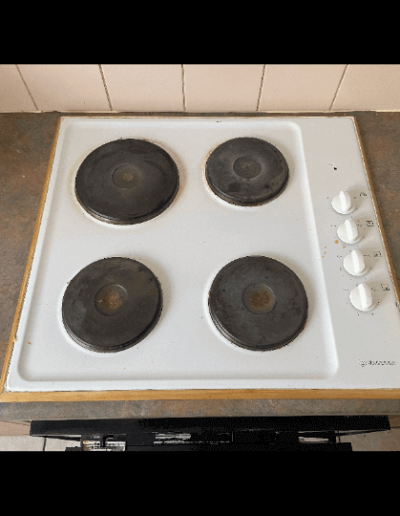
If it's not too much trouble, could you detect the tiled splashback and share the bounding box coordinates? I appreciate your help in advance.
[1,65,400,113]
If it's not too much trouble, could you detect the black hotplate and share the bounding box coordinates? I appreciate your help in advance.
[209,256,308,351]
[62,257,162,353]
[75,139,179,224]
[205,137,289,206]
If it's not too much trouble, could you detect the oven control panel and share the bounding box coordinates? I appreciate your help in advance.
[332,190,376,311]
[327,187,396,315]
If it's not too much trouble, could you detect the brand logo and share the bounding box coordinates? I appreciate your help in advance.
[359,360,396,367]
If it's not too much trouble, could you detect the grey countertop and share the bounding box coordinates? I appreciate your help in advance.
[1,111,400,421]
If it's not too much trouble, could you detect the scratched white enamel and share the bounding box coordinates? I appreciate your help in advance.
[5,117,400,392]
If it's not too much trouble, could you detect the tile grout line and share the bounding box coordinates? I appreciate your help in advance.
[99,65,113,111]
[329,65,348,111]
[256,65,267,112]
[43,437,46,451]
[181,65,187,112]
[15,65,40,111]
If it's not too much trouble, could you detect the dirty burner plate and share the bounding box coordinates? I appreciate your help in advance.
[209,256,308,351]
[205,137,289,206]
[75,139,179,224]
[62,257,162,353]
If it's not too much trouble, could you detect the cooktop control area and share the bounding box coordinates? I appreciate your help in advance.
[5,116,400,393]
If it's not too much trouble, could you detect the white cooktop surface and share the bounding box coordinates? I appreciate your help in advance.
[5,116,400,392]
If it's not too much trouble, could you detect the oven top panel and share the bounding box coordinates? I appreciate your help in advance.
[5,116,400,392]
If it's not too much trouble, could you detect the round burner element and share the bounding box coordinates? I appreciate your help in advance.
[208,256,307,351]
[62,257,162,353]
[205,137,289,206]
[75,139,179,224]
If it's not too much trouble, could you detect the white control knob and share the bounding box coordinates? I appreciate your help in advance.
[349,283,377,312]
[337,219,362,244]
[343,249,369,276]
[331,190,355,214]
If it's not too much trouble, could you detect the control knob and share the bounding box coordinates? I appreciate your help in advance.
[337,219,362,244]
[349,283,377,312]
[331,190,356,214]
[343,249,369,276]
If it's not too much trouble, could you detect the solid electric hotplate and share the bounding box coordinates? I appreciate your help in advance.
[1,115,400,401]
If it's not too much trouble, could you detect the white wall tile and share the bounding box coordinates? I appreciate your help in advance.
[102,65,183,111]
[184,65,264,112]
[259,65,347,111]
[0,65,36,112]
[18,65,110,111]
[333,65,400,110]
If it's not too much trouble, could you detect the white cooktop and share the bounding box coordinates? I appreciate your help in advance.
[5,116,400,392]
